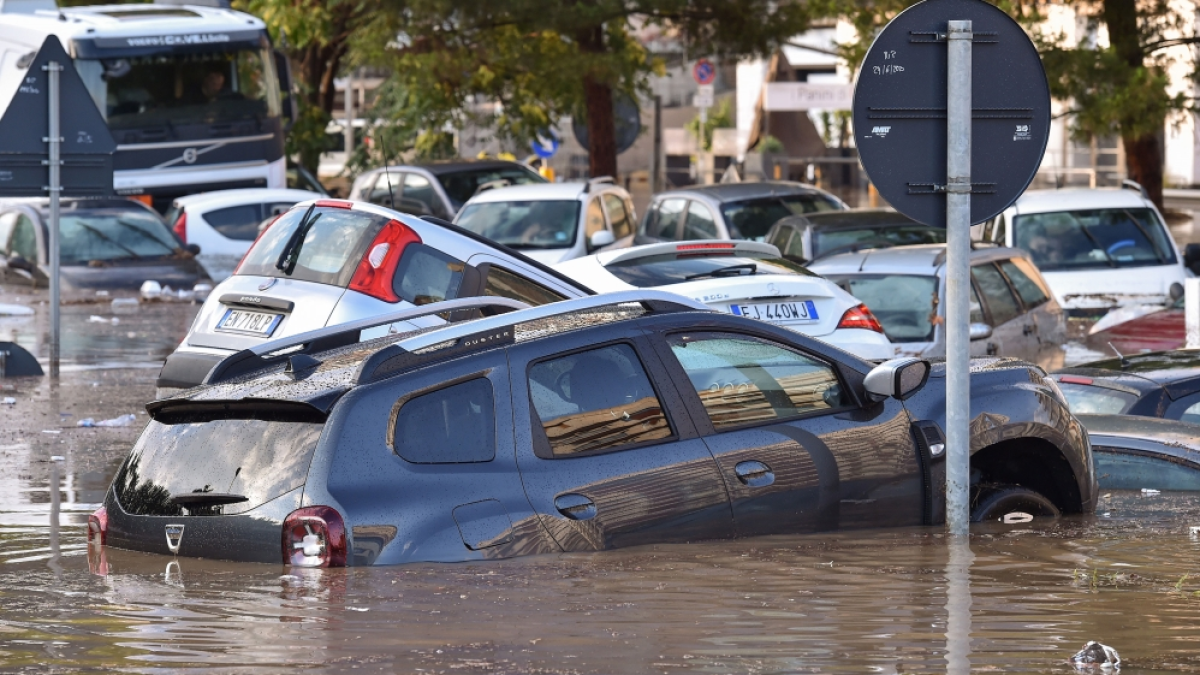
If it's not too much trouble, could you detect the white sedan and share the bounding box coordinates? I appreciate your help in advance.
[554,240,895,360]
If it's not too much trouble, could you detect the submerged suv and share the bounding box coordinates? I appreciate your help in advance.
[156,199,591,391]
[95,291,1096,567]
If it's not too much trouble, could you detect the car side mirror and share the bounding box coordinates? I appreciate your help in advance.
[969,323,993,341]
[185,243,201,256]
[864,357,931,401]
[589,230,615,251]
[1185,243,1200,270]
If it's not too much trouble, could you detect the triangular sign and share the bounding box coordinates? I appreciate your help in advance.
[0,35,115,155]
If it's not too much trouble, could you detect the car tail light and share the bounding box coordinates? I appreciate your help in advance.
[677,242,736,251]
[1058,375,1094,385]
[837,303,884,333]
[88,506,107,546]
[172,211,187,244]
[282,506,347,568]
[348,219,421,302]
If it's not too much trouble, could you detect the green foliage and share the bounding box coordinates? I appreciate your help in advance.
[758,134,784,154]
[285,98,331,174]
[685,97,734,151]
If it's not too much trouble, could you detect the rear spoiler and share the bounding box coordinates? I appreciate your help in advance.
[146,398,330,424]
[601,240,782,266]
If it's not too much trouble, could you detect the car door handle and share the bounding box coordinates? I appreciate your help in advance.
[734,460,775,488]
[554,494,597,521]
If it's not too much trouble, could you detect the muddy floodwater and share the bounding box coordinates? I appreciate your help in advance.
[3,293,1200,674]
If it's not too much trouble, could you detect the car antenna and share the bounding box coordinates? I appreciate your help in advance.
[381,129,397,208]
[1108,341,1130,369]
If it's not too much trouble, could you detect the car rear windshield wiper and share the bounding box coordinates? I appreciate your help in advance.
[72,220,142,259]
[685,263,758,280]
[115,218,176,255]
[275,203,320,275]
[170,492,248,507]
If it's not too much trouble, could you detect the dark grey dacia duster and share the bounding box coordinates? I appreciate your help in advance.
[90,291,1097,567]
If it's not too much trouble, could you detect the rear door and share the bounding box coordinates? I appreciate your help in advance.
[649,325,924,536]
[635,198,686,245]
[972,261,1036,362]
[508,326,734,551]
[998,257,1065,369]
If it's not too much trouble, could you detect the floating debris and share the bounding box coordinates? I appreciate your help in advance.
[1071,641,1120,669]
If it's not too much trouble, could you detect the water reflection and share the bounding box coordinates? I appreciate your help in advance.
[945,538,974,675]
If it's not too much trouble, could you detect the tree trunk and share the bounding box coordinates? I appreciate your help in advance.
[576,24,618,179]
[1123,133,1164,207]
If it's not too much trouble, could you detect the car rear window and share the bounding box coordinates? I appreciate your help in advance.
[235,206,386,286]
[1057,383,1136,414]
[456,200,579,250]
[827,274,938,342]
[438,167,547,209]
[813,224,945,259]
[1013,207,1176,271]
[203,204,262,241]
[392,378,495,463]
[605,254,816,288]
[57,206,180,264]
[721,194,840,240]
[113,419,323,517]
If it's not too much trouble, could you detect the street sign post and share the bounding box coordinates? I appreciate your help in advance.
[851,0,1050,537]
[692,59,717,183]
[0,35,116,376]
[692,59,716,86]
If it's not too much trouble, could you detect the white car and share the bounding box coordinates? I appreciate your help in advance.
[973,186,1187,313]
[455,178,637,265]
[165,188,323,281]
[554,240,894,361]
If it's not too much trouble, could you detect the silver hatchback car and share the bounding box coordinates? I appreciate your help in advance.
[157,199,591,390]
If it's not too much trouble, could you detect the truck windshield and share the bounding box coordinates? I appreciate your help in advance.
[75,46,281,131]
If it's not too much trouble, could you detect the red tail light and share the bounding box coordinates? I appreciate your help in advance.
[348,219,421,302]
[88,506,108,546]
[282,506,347,568]
[172,211,187,244]
[677,242,735,251]
[1058,375,1094,385]
[837,303,884,333]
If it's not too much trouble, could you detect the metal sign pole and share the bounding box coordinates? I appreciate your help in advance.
[45,60,62,378]
[945,20,972,537]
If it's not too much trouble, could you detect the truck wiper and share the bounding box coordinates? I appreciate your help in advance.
[685,263,757,280]
[170,492,248,507]
[275,204,320,275]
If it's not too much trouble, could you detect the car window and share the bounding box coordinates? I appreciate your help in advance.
[767,224,794,256]
[585,197,606,240]
[605,253,815,288]
[643,198,685,239]
[11,214,37,261]
[781,193,842,214]
[402,173,439,216]
[528,343,671,457]
[368,172,402,206]
[972,263,1021,325]
[58,207,179,265]
[437,166,547,209]
[720,198,792,240]
[826,274,938,343]
[999,258,1049,308]
[682,201,718,240]
[457,200,579,250]
[1180,401,1200,425]
[812,224,945,259]
[1057,383,1136,414]
[1013,207,1175,271]
[203,204,263,241]
[393,243,466,305]
[969,285,984,324]
[237,206,385,286]
[602,193,632,239]
[484,265,567,306]
[392,378,495,463]
[667,332,848,430]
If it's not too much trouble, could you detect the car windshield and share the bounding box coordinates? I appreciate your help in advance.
[605,253,816,288]
[235,206,387,286]
[56,205,180,264]
[1057,383,1136,414]
[437,167,547,209]
[75,46,281,131]
[1013,208,1176,271]
[813,225,946,259]
[456,200,579,249]
[721,194,841,241]
[825,274,939,342]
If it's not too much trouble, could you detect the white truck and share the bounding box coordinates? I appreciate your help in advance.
[0,0,293,211]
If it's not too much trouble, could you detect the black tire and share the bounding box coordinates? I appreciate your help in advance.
[970,485,1060,523]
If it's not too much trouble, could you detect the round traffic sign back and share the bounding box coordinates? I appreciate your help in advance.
[693,59,716,86]
[852,0,1050,227]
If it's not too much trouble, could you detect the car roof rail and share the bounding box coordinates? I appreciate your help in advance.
[602,239,781,266]
[355,289,711,385]
[203,296,532,386]
[582,176,615,193]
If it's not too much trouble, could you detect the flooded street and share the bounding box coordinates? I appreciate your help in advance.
[3,292,1200,674]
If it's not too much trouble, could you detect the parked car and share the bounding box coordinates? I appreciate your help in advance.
[155,199,592,391]
[348,160,547,219]
[1086,296,1186,355]
[455,178,636,265]
[1075,414,1200,491]
[635,182,845,246]
[554,240,894,360]
[765,209,945,264]
[164,189,323,282]
[810,245,1067,370]
[1051,350,1200,422]
[972,186,1187,314]
[92,290,1096,567]
[0,198,207,291]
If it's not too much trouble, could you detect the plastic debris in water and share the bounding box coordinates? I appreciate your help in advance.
[88,315,119,325]
[111,298,139,315]
[77,414,137,428]
[1141,488,1161,495]
[1071,641,1120,669]
[1,397,15,405]
[0,303,34,316]
[140,280,162,299]
[1003,512,1034,524]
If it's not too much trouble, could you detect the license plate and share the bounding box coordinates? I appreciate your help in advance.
[730,300,819,323]
[216,308,283,336]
